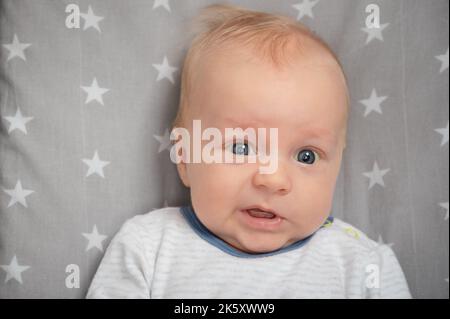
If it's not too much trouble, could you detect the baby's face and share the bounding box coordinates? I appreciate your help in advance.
[177,46,348,254]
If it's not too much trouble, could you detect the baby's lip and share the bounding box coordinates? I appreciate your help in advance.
[241,205,283,219]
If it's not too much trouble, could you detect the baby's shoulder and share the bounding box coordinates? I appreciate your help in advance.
[116,206,185,239]
[128,206,183,225]
[314,217,381,256]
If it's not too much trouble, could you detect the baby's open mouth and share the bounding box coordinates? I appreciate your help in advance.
[244,208,277,219]
[240,205,284,230]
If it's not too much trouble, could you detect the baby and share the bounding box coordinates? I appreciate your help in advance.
[87,4,411,298]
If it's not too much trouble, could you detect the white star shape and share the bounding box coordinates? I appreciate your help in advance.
[81,78,110,105]
[0,255,30,284]
[376,234,394,248]
[434,121,449,146]
[2,34,31,61]
[153,0,171,12]
[82,225,107,252]
[154,128,172,153]
[439,202,449,221]
[368,234,394,254]
[2,107,34,134]
[292,0,319,20]
[152,199,170,211]
[152,56,178,84]
[363,161,390,190]
[435,47,449,73]
[82,150,110,178]
[2,180,34,208]
[361,23,389,44]
[80,5,104,33]
[162,199,169,207]
[359,88,387,117]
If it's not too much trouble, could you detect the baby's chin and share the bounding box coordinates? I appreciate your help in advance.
[230,236,295,254]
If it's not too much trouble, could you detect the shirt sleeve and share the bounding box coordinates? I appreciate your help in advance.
[86,218,153,299]
[363,245,412,299]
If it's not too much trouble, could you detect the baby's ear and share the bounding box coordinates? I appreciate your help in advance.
[176,160,190,188]
[170,129,191,188]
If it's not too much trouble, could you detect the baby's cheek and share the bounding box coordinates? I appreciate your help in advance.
[295,181,334,215]
[191,164,233,198]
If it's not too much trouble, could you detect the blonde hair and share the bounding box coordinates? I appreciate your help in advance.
[171,3,349,134]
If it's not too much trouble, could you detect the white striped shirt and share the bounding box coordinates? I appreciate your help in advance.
[86,206,412,299]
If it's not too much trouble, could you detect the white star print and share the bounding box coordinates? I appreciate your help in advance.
[82,150,110,178]
[152,56,178,84]
[2,107,34,134]
[0,255,30,284]
[153,0,171,12]
[434,121,449,146]
[152,199,170,211]
[435,47,449,73]
[359,88,387,117]
[376,234,394,248]
[2,180,34,208]
[439,202,449,221]
[82,225,107,252]
[2,34,31,61]
[292,0,319,20]
[80,5,104,33]
[154,128,172,153]
[363,161,390,190]
[368,234,394,254]
[361,23,389,44]
[81,78,110,105]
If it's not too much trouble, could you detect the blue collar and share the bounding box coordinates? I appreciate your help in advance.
[180,205,334,258]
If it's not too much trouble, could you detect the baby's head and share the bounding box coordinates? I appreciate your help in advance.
[171,4,349,254]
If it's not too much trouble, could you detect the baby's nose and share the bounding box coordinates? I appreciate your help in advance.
[252,161,292,195]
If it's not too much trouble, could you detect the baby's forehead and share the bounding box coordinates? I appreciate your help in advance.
[197,43,346,94]
[203,35,340,68]
[200,49,346,99]
[191,42,349,124]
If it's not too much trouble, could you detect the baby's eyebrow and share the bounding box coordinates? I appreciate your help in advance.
[296,127,335,140]
[295,128,339,147]
[222,117,335,140]
[221,117,263,128]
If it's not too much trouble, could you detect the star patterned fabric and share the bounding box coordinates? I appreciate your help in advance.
[0,0,448,299]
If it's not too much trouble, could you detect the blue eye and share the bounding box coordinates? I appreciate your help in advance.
[228,141,256,156]
[233,142,249,155]
[296,149,318,164]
